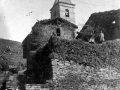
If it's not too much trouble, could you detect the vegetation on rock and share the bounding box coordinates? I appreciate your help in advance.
[77,9,120,41]
[48,36,120,70]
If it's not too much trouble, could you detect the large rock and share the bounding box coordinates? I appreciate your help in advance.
[77,9,120,42]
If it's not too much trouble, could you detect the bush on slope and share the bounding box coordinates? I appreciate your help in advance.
[49,37,120,70]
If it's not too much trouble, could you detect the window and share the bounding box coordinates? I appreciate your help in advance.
[68,32,72,39]
[56,28,61,36]
[65,9,69,17]
[64,33,68,39]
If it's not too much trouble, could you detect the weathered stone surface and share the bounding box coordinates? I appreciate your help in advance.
[77,9,120,42]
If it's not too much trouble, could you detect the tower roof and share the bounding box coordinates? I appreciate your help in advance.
[50,0,75,11]
[54,0,73,4]
[53,0,75,7]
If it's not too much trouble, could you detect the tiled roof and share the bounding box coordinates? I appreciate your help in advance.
[53,0,74,6]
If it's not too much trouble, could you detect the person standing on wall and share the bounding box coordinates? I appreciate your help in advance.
[89,31,95,43]
[100,30,105,42]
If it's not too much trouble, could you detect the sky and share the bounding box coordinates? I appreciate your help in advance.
[0,0,120,42]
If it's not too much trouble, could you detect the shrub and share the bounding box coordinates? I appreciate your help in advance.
[48,36,120,70]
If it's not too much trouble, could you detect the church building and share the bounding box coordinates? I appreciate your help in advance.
[22,0,78,84]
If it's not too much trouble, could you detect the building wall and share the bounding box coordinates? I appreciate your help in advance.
[22,24,76,59]
[51,3,75,24]
[44,25,75,40]
[59,3,75,24]
[60,27,75,40]
[51,4,60,19]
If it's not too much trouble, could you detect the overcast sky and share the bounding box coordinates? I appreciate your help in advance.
[0,0,120,42]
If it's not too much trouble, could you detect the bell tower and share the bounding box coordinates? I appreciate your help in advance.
[50,0,76,24]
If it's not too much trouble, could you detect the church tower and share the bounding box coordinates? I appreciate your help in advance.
[50,0,76,24]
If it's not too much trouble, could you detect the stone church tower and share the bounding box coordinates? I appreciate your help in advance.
[50,0,76,24]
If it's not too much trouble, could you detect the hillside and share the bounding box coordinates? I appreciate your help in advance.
[0,38,27,89]
[0,38,25,67]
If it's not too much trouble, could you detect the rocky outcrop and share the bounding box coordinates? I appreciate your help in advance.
[77,9,120,42]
